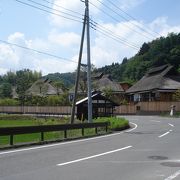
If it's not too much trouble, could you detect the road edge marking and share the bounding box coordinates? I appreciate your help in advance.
[158,131,171,138]
[168,123,174,127]
[57,146,132,167]
[125,122,137,132]
[164,170,180,180]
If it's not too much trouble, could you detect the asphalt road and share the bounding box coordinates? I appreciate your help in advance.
[0,116,180,180]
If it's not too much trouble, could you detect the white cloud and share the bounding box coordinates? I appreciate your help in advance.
[0,32,79,75]
[34,58,77,75]
[90,21,144,67]
[49,0,103,28]
[0,43,19,69]
[118,0,146,10]
[149,17,180,36]
[48,30,80,47]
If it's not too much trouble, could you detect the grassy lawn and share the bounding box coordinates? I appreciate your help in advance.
[0,115,129,147]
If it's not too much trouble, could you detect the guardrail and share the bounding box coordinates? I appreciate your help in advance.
[0,122,109,146]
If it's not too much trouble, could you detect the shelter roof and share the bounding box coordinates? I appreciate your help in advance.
[76,92,119,106]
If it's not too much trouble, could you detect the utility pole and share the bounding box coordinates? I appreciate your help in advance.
[70,11,87,124]
[85,0,93,123]
[70,0,92,123]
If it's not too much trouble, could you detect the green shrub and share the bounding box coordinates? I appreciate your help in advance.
[0,98,19,106]
[95,117,129,131]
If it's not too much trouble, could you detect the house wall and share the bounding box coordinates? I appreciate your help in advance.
[128,92,175,102]
[159,92,173,101]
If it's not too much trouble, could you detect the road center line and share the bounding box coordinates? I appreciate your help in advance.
[151,120,161,123]
[0,122,137,156]
[168,123,174,127]
[164,169,180,180]
[159,131,171,138]
[57,146,132,167]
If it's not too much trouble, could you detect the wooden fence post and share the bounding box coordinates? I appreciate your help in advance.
[95,127,98,134]
[10,135,13,145]
[41,132,44,141]
[64,130,67,139]
[82,128,84,136]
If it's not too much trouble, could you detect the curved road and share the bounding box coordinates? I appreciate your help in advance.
[0,116,180,180]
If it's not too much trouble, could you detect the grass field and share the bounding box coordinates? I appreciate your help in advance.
[0,115,129,147]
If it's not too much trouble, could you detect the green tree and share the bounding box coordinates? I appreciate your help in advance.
[0,83,12,98]
[138,42,150,55]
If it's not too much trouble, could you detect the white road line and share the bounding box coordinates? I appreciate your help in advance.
[168,123,174,127]
[151,120,161,123]
[159,131,171,138]
[125,122,137,132]
[57,146,132,167]
[164,170,180,180]
[0,122,137,156]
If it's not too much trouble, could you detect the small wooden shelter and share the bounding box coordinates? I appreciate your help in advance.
[76,92,119,120]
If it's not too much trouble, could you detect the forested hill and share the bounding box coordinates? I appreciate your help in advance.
[95,33,180,83]
[44,72,76,87]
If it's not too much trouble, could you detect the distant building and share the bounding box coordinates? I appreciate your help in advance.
[69,73,129,103]
[92,73,130,103]
[26,78,64,96]
[126,64,180,102]
[11,86,18,99]
[92,73,124,93]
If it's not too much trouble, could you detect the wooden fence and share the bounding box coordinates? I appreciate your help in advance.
[0,106,72,115]
[0,122,109,145]
[114,101,180,115]
[0,101,180,116]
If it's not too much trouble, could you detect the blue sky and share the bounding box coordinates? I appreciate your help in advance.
[0,0,180,75]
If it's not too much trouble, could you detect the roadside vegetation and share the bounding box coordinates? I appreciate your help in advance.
[95,117,129,130]
[0,115,129,147]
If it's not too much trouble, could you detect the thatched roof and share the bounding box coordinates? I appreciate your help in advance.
[92,74,124,93]
[69,73,124,94]
[127,64,180,93]
[26,79,63,96]
[11,86,18,99]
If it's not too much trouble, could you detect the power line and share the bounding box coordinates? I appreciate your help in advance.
[96,0,158,39]
[26,0,82,20]
[90,19,140,48]
[41,0,82,16]
[14,0,140,50]
[105,0,161,37]
[89,1,153,41]
[91,25,139,50]
[0,39,78,64]
[14,0,83,24]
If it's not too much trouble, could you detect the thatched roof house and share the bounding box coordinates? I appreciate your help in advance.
[26,78,63,96]
[92,74,125,93]
[69,73,128,103]
[127,64,180,101]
